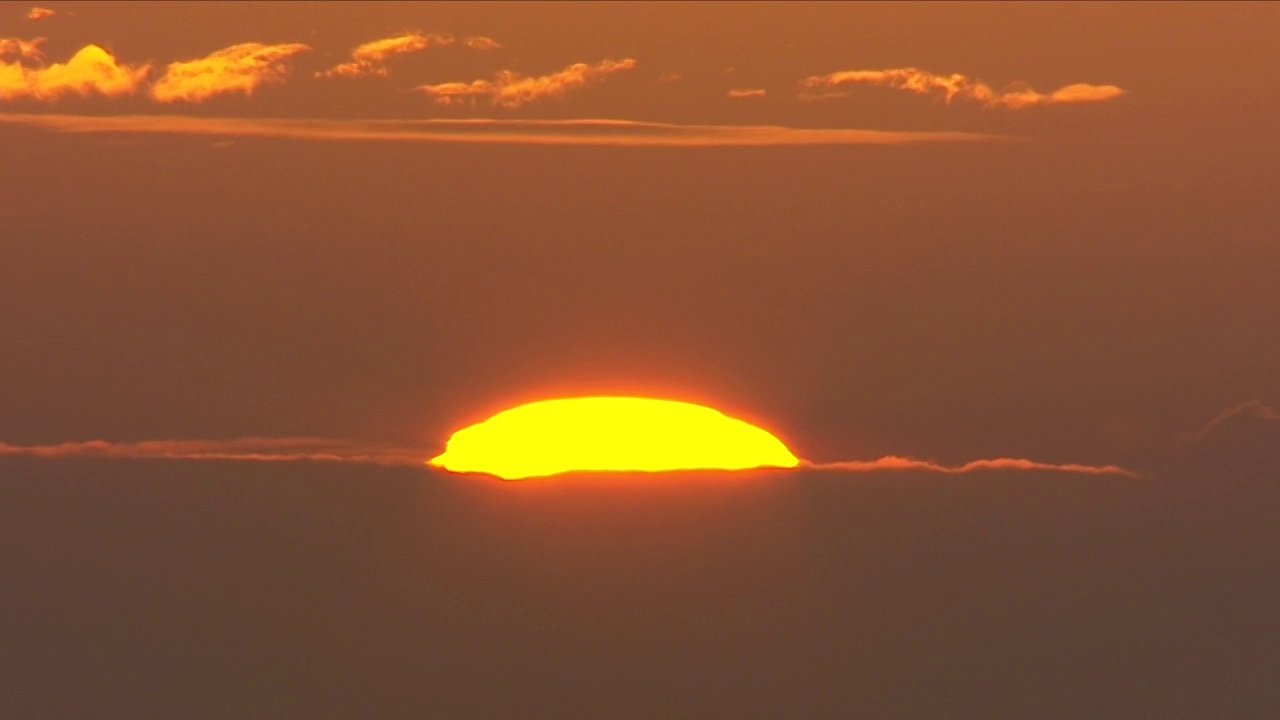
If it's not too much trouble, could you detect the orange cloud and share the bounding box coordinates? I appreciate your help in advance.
[463,36,502,51]
[0,36,45,60]
[1179,400,1280,443]
[353,32,450,63]
[0,44,150,100]
[0,437,425,466]
[150,42,310,102]
[0,113,1004,146]
[807,456,1139,478]
[317,32,452,79]
[727,87,766,99]
[25,7,55,21]
[418,57,637,108]
[800,67,1126,109]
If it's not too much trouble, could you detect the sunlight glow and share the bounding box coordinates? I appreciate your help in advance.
[429,396,800,480]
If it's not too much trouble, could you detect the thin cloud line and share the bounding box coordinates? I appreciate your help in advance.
[0,113,1008,146]
[1178,399,1279,443]
[801,456,1140,478]
[0,437,1139,478]
[0,437,427,467]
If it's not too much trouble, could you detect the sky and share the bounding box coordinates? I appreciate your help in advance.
[2,1,1279,716]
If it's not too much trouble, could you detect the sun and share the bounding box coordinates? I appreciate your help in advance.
[429,396,800,480]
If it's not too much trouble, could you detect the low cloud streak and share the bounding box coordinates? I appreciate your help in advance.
[804,456,1139,478]
[0,438,1140,479]
[0,437,426,467]
[0,113,1005,146]
[1179,399,1279,443]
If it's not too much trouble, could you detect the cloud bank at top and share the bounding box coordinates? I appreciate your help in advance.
[1,29,1128,113]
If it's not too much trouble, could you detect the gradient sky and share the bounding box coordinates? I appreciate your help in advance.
[3,2,1279,716]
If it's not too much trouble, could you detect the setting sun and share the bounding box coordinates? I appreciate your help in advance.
[429,396,800,480]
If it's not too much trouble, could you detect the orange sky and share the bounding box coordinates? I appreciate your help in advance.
[4,4,1280,717]
[1,0,1277,470]
[5,2,1268,125]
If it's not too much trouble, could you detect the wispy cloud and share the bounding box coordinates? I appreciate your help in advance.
[0,36,46,61]
[25,7,56,21]
[150,42,310,102]
[0,437,426,466]
[800,67,1126,109]
[462,36,501,51]
[805,456,1139,478]
[727,87,766,99]
[0,43,150,100]
[349,32,450,63]
[0,113,1005,146]
[1178,400,1280,443]
[418,57,637,108]
[317,31,452,79]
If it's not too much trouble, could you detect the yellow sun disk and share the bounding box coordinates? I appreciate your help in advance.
[429,396,800,480]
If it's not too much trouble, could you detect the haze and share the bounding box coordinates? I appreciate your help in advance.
[2,2,1277,716]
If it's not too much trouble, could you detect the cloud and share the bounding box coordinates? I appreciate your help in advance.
[463,36,501,50]
[806,456,1139,478]
[1165,400,1280,480]
[417,57,637,108]
[727,87,766,99]
[350,32,449,63]
[25,7,55,21]
[1178,400,1280,443]
[0,43,151,100]
[0,36,46,61]
[800,67,1126,109]
[413,79,492,105]
[150,42,310,102]
[0,436,1138,480]
[0,437,425,466]
[0,113,1006,146]
[317,32,452,79]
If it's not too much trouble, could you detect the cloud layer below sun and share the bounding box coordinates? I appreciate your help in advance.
[805,457,1138,477]
[32,399,1273,483]
[11,399,1272,481]
[0,437,426,467]
[0,436,1139,480]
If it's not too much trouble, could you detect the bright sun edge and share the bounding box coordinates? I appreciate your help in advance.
[428,396,800,481]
